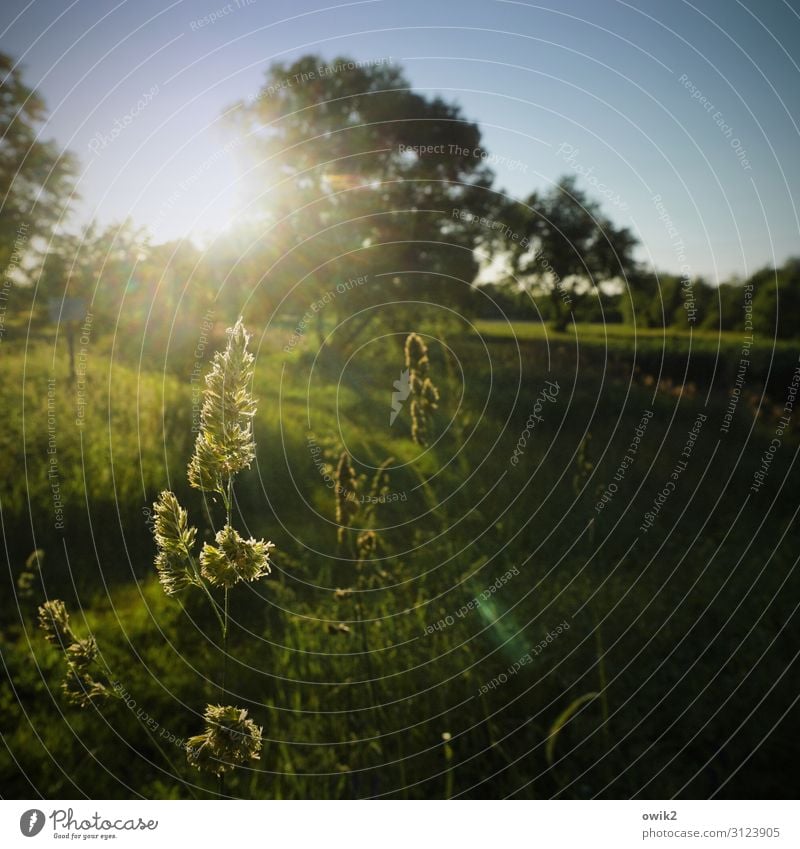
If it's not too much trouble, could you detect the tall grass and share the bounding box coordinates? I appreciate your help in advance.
[2,324,799,798]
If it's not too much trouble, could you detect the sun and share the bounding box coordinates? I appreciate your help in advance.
[145,139,244,245]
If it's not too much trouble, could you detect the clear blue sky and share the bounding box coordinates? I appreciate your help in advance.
[2,0,799,281]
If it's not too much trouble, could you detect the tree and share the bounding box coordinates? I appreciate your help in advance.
[699,280,741,332]
[751,258,800,339]
[224,55,499,347]
[506,176,637,331]
[0,53,76,281]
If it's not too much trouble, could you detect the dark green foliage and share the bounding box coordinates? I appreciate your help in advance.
[0,53,76,283]
[751,259,800,339]
[224,54,500,340]
[505,176,638,331]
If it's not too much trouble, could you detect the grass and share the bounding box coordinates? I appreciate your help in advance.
[1,322,799,799]
[476,319,800,398]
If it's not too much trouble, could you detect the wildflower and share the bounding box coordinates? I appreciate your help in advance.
[153,491,198,596]
[186,704,263,775]
[199,525,274,589]
[188,318,257,495]
[405,333,439,445]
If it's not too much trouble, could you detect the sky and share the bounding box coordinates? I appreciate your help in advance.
[2,0,799,281]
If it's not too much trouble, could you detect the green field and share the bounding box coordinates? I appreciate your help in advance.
[1,320,799,799]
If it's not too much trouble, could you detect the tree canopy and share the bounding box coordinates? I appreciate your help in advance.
[225,55,500,343]
[0,53,76,281]
[505,176,638,330]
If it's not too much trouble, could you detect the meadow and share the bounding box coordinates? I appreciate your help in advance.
[2,317,798,799]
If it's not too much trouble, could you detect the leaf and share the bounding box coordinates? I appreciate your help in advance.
[546,691,599,766]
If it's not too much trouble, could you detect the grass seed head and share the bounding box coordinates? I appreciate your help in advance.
[404,332,430,375]
[356,530,378,560]
[38,599,75,647]
[153,491,198,596]
[335,452,359,544]
[404,333,439,445]
[188,318,257,494]
[199,525,274,589]
[367,457,394,506]
[186,704,263,775]
[38,601,111,707]
[62,637,110,706]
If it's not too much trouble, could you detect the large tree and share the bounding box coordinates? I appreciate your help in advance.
[506,176,637,331]
[751,258,800,339]
[0,53,76,282]
[225,55,499,346]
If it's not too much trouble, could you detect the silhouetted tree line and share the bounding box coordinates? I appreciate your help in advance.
[472,259,800,338]
[3,50,799,354]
